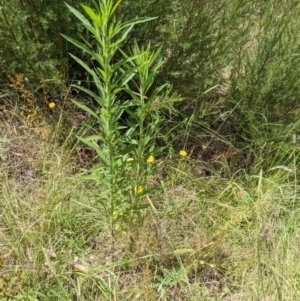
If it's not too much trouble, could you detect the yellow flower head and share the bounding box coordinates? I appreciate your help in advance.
[134,185,144,194]
[127,157,134,162]
[146,155,155,164]
[48,102,55,109]
[179,150,187,157]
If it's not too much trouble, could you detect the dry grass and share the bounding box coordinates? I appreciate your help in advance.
[0,97,300,300]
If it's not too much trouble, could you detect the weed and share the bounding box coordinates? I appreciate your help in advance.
[63,0,166,242]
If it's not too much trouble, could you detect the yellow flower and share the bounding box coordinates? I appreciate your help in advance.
[179,150,187,157]
[146,155,155,164]
[48,102,55,109]
[127,157,134,162]
[134,185,144,194]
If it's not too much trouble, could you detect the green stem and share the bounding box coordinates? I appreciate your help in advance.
[102,8,116,237]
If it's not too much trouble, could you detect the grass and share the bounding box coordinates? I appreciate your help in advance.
[1,1,300,300]
[0,97,299,301]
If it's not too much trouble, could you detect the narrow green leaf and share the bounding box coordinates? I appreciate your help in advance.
[61,34,94,58]
[71,84,99,101]
[114,107,125,120]
[72,99,99,119]
[113,157,124,169]
[116,50,144,70]
[89,164,107,174]
[119,17,157,31]
[65,3,94,33]
[97,67,108,82]
[69,53,96,80]
[119,72,136,87]
[83,135,103,141]
[174,248,194,255]
[81,4,98,23]
[77,136,108,164]
[121,144,136,155]
[112,87,122,95]
[116,125,127,130]
[80,174,103,181]
[148,84,168,102]
[69,55,104,98]
[123,88,141,101]
[111,0,123,15]
[113,24,134,44]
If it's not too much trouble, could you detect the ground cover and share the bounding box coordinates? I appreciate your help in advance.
[1,1,300,300]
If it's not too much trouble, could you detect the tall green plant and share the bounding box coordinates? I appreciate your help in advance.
[63,0,166,239]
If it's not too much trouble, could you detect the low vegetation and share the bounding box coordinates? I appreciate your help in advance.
[1,0,300,300]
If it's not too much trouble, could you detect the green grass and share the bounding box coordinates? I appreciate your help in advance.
[0,102,299,301]
[1,1,300,300]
